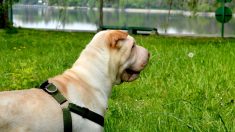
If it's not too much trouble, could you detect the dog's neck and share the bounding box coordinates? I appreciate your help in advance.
[49,46,116,116]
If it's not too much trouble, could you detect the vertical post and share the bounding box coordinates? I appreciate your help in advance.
[9,0,13,24]
[165,0,173,33]
[98,0,103,31]
[215,0,233,38]
[221,0,225,38]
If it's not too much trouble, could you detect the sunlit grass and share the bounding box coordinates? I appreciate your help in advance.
[0,29,235,131]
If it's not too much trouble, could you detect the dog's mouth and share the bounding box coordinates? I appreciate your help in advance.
[121,68,141,82]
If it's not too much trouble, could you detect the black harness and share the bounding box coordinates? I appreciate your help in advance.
[39,81,104,132]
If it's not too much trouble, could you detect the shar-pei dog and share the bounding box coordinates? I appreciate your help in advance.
[0,30,150,132]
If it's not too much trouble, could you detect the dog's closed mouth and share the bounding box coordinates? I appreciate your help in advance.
[125,69,140,75]
[121,68,141,82]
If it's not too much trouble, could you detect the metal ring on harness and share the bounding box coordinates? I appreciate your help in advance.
[45,84,58,93]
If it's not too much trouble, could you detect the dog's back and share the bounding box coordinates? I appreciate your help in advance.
[0,89,63,132]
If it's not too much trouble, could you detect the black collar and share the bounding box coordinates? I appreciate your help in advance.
[39,81,104,128]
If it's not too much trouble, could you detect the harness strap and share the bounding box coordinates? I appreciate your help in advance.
[68,103,104,126]
[63,108,72,132]
[39,81,67,104]
[39,81,72,132]
[39,81,104,131]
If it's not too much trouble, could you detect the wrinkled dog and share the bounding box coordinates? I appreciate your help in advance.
[0,30,150,132]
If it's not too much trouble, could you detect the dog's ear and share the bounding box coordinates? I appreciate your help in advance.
[106,30,128,48]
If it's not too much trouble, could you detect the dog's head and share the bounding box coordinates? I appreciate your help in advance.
[83,30,150,85]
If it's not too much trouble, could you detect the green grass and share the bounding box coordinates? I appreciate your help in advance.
[0,29,235,131]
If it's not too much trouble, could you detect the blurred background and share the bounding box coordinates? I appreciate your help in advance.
[12,0,235,36]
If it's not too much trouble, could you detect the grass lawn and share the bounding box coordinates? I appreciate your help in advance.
[0,29,235,131]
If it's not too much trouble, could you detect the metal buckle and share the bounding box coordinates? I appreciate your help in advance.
[45,83,58,93]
